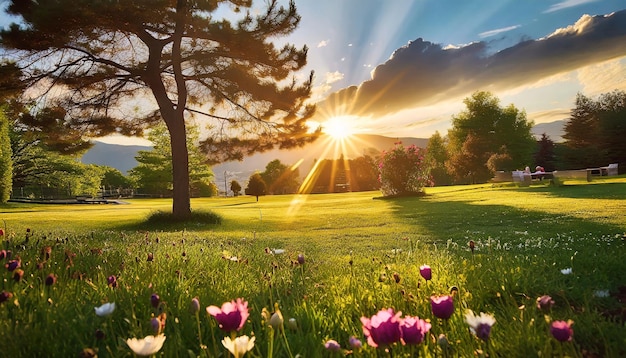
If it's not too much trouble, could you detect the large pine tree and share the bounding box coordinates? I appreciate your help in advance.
[0,0,318,217]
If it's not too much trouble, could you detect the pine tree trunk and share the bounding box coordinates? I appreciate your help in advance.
[168,118,191,218]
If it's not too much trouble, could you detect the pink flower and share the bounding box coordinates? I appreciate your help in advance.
[324,339,341,352]
[206,298,249,332]
[400,316,431,345]
[360,308,402,347]
[430,295,454,319]
[551,320,574,342]
[349,336,362,349]
[536,295,554,312]
[419,265,432,281]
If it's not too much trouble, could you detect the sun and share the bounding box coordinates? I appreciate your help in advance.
[323,116,356,140]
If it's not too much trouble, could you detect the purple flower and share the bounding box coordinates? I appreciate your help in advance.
[400,316,431,345]
[419,265,432,281]
[151,294,160,308]
[206,298,249,332]
[190,297,200,314]
[6,259,20,272]
[465,310,496,341]
[431,295,454,319]
[45,273,57,286]
[551,320,574,342]
[297,253,305,265]
[349,336,362,349]
[0,291,13,304]
[360,308,402,347]
[536,295,554,311]
[107,275,117,288]
[324,339,341,352]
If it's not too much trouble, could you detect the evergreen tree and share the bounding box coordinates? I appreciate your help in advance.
[1,0,318,218]
[130,123,215,197]
[230,180,242,197]
[534,134,556,171]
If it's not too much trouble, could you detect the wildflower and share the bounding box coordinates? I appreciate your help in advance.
[95,302,116,316]
[437,333,449,348]
[349,336,362,349]
[45,273,57,286]
[6,259,20,272]
[151,293,160,308]
[550,320,574,342]
[0,228,4,236]
[469,240,475,253]
[297,253,305,265]
[206,298,249,332]
[95,329,105,340]
[392,272,401,283]
[560,268,572,275]
[147,252,154,262]
[324,339,341,352]
[287,317,298,330]
[107,275,118,288]
[400,315,431,345]
[13,269,24,282]
[360,308,402,347]
[150,315,166,334]
[268,304,284,330]
[430,295,454,319]
[222,335,255,358]
[0,291,13,304]
[79,348,97,358]
[272,249,285,254]
[536,295,554,311]
[189,297,200,314]
[419,265,432,281]
[0,250,6,260]
[42,246,52,261]
[593,290,610,298]
[465,310,496,341]
[126,334,166,356]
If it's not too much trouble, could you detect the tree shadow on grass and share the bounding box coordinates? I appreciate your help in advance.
[385,194,625,245]
[523,182,626,200]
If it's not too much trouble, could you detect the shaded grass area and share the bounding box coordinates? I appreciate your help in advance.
[0,178,625,357]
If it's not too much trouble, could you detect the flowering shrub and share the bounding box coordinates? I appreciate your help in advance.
[378,143,432,196]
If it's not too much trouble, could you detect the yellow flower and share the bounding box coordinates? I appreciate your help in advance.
[222,335,255,358]
[126,334,166,356]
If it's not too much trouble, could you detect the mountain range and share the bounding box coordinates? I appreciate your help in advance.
[81,120,565,186]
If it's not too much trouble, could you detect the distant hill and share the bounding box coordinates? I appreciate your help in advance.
[82,122,564,185]
[81,142,150,174]
[531,120,565,142]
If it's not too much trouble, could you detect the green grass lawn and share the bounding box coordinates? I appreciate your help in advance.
[1,177,625,357]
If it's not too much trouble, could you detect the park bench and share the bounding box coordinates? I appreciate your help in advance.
[600,163,618,176]
[511,170,553,186]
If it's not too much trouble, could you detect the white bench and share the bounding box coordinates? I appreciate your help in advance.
[600,163,618,176]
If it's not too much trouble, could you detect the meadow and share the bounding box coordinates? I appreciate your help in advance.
[1,177,625,357]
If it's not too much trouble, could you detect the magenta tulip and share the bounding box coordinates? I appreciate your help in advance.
[431,295,454,319]
[551,320,574,342]
[206,298,249,332]
[360,308,402,347]
[419,265,432,281]
[400,316,431,345]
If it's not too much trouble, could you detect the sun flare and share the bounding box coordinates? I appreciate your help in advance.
[323,116,356,140]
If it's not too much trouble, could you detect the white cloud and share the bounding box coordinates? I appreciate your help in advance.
[317,40,328,48]
[479,25,521,38]
[543,0,600,14]
[324,71,344,84]
[577,57,626,95]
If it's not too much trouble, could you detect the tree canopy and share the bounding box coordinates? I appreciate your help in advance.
[447,91,535,183]
[1,0,318,217]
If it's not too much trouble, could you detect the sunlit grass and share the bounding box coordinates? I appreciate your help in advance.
[0,177,625,356]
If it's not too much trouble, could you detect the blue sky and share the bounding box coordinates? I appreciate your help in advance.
[284,0,626,139]
[2,0,626,144]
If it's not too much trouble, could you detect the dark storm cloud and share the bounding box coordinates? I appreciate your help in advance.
[318,9,626,116]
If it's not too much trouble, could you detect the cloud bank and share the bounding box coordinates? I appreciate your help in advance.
[316,10,626,119]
